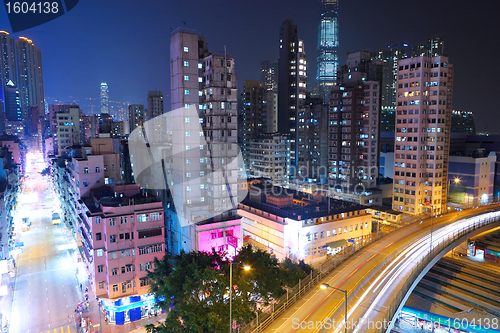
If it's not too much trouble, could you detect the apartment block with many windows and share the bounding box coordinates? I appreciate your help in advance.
[80,184,164,325]
[392,55,453,215]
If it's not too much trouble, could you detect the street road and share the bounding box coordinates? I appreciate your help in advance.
[263,204,500,333]
[9,153,81,333]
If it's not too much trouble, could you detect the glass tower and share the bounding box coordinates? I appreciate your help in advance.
[316,0,339,98]
[100,82,109,114]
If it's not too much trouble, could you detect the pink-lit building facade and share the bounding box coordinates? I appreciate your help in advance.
[196,219,243,258]
[79,184,165,325]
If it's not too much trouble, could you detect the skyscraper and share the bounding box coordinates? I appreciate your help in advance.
[242,80,264,168]
[100,82,109,114]
[146,90,164,120]
[392,55,453,215]
[278,18,307,171]
[48,104,82,155]
[371,36,445,133]
[297,97,328,182]
[0,31,17,87]
[128,104,145,133]
[451,110,476,134]
[16,37,44,118]
[329,81,380,190]
[260,61,278,134]
[316,0,339,99]
[260,60,278,92]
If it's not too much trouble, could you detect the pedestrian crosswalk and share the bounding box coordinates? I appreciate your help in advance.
[40,325,73,333]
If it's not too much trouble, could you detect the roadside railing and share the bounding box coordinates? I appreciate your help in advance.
[240,230,392,333]
[379,214,500,333]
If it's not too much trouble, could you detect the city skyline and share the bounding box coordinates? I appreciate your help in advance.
[0,0,498,132]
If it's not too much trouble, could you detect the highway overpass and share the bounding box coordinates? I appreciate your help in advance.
[251,205,500,333]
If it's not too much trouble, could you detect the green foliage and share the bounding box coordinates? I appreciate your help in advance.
[146,245,313,332]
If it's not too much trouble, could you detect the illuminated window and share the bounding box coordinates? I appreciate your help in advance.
[183,46,189,52]
[184,90,189,95]
[183,61,189,67]
[184,75,189,81]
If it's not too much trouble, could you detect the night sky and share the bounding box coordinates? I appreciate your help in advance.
[1,0,499,132]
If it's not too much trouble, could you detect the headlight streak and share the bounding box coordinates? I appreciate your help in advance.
[327,211,500,333]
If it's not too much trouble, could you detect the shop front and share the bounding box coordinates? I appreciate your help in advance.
[101,294,163,325]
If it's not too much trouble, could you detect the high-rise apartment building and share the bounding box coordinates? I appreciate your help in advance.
[260,61,278,134]
[145,91,164,143]
[128,105,145,133]
[278,18,307,171]
[260,60,278,92]
[329,81,380,190]
[451,110,475,134]
[297,97,329,182]
[48,104,82,155]
[165,27,240,254]
[3,83,21,121]
[0,31,17,87]
[316,0,339,99]
[248,133,290,185]
[16,37,44,118]
[242,80,264,168]
[100,83,109,114]
[146,91,164,120]
[392,55,453,215]
[371,37,445,134]
[92,113,114,138]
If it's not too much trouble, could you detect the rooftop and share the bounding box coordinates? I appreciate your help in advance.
[242,183,366,220]
[86,185,161,210]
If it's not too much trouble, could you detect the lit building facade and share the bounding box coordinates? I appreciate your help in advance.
[278,18,307,171]
[242,80,264,168]
[80,184,165,325]
[128,105,145,133]
[448,152,495,205]
[165,27,240,254]
[48,104,82,155]
[100,83,109,114]
[393,55,453,215]
[260,60,277,92]
[238,182,371,262]
[0,31,17,87]
[297,97,328,183]
[248,133,290,185]
[16,37,44,118]
[329,81,380,190]
[451,110,476,134]
[316,0,339,99]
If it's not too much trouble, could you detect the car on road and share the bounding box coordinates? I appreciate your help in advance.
[51,212,61,225]
[22,217,32,227]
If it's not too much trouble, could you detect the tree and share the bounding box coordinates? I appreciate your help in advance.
[146,245,313,333]
[146,250,228,332]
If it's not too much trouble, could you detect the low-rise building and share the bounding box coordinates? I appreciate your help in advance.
[448,151,496,205]
[238,181,371,262]
[79,184,165,325]
[366,205,403,231]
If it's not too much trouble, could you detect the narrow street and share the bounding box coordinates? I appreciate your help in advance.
[9,152,81,333]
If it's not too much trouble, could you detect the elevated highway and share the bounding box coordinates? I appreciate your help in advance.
[260,205,500,333]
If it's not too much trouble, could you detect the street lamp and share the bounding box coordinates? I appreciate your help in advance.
[229,262,251,333]
[320,283,347,333]
[96,298,103,333]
